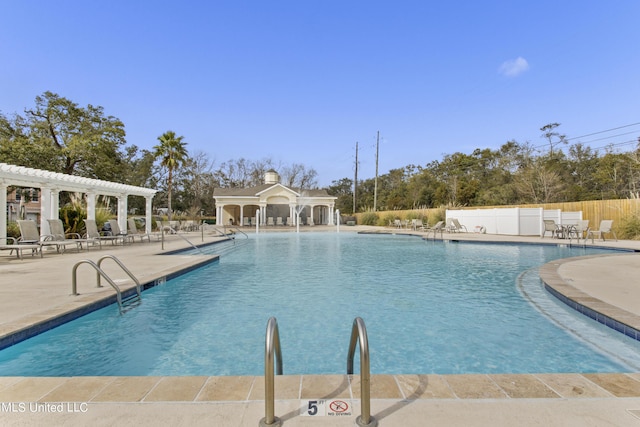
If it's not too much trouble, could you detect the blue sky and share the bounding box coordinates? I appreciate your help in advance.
[2,1,639,186]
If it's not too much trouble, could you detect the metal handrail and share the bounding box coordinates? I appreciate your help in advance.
[259,317,283,427]
[226,226,249,239]
[97,255,142,299]
[71,260,123,311]
[347,317,377,427]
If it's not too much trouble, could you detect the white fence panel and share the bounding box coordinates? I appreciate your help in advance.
[446,208,582,236]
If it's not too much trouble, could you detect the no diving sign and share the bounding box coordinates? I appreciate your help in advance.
[301,399,352,417]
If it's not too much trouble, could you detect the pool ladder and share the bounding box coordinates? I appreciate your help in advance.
[259,317,377,427]
[72,255,142,314]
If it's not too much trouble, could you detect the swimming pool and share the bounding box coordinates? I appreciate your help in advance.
[1,233,639,376]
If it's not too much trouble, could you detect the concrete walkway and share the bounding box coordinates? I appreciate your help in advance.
[1,226,640,426]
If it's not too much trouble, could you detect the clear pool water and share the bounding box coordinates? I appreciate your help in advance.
[1,233,639,377]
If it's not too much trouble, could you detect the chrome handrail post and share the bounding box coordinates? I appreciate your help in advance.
[260,317,282,427]
[347,317,377,427]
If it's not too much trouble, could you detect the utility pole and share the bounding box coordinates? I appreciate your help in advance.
[353,141,358,214]
[373,131,379,212]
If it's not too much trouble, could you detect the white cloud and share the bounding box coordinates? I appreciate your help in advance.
[499,57,529,77]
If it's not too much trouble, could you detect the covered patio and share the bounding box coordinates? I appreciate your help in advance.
[1,163,157,238]
[212,171,337,227]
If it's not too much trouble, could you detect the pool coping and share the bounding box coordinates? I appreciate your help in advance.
[539,254,640,341]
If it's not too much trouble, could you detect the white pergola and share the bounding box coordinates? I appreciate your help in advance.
[1,163,157,238]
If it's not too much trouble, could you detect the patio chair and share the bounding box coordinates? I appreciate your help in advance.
[542,220,561,238]
[426,221,445,239]
[109,220,135,244]
[17,219,80,254]
[127,218,151,243]
[0,237,42,259]
[267,217,275,226]
[587,220,617,243]
[447,218,467,233]
[47,219,96,251]
[84,219,124,245]
[276,217,284,226]
[413,219,424,230]
[570,220,590,241]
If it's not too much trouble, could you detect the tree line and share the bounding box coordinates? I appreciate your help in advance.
[331,125,640,214]
[0,92,319,217]
[2,92,639,218]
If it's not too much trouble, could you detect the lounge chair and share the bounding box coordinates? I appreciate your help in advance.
[243,217,250,226]
[109,220,135,244]
[276,217,284,226]
[542,219,561,238]
[47,219,97,251]
[84,219,124,245]
[426,221,445,239]
[587,220,617,243]
[267,217,275,226]
[447,218,467,233]
[127,218,151,243]
[17,219,80,254]
[0,237,42,259]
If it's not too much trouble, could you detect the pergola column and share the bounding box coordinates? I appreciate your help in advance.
[145,196,153,234]
[117,194,128,232]
[86,192,96,221]
[328,205,335,226]
[0,182,7,238]
[39,187,52,234]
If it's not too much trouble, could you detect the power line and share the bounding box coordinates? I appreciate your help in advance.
[532,121,640,151]
[576,130,639,145]
[566,121,640,142]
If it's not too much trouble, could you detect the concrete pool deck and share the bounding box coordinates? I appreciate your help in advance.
[1,226,640,426]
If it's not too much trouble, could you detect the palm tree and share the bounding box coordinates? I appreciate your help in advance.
[153,131,188,221]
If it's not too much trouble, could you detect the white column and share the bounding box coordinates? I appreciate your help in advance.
[145,196,153,234]
[50,189,60,220]
[217,204,224,225]
[0,183,7,238]
[328,204,335,225]
[240,205,244,226]
[117,195,128,232]
[289,204,295,226]
[86,192,96,221]
[310,204,315,226]
[40,187,52,234]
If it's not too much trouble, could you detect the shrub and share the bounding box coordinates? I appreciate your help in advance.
[618,213,640,240]
[405,211,420,220]
[7,221,20,239]
[60,204,86,235]
[428,206,446,226]
[380,212,396,226]
[360,212,378,226]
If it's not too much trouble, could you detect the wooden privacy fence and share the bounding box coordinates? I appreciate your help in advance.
[355,199,640,231]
